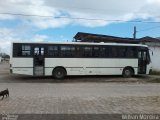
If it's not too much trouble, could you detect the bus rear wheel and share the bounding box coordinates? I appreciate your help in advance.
[122,67,134,78]
[53,67,66,79]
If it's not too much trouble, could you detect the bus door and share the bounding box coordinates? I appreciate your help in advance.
[138,50,147,74]
[33,47,45,76]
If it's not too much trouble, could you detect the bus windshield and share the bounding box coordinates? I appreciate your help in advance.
[147,50,151,64]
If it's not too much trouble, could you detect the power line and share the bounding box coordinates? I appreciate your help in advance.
[1,12,160,23]
[57,5,113,12]
[0,13,53,18]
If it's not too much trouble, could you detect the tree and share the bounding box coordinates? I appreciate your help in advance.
[0,52,10,59]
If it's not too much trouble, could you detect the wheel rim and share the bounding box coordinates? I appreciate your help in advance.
[123,68,134,77]
[53,68,66,79]
[56,71,63,78]
[125,69,131,76]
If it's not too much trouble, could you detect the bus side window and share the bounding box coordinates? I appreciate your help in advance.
[48,46,58,57]
[126,47,137,58]
[142,52,147,60]
[17,46,22,56]
[83,46,92,57]
[60,46,75,57]
[60,46,66,57]
[13,44,22,57]
[110,47,118,58]
[118,47,126,58]
[93,46,100,57]
[133,47,138,58]
[68,46,75,57]
[22,45,31,56]
[100,47,109,58]
[76,46,80,57]
[34,47,39,55]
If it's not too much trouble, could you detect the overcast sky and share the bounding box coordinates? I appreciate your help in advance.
[0,0,160,53]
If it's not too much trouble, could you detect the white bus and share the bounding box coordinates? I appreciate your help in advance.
[10,42,152,79]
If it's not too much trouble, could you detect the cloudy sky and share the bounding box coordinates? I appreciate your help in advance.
[0,0,160,53]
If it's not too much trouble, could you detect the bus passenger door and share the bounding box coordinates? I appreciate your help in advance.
[33,47,45,76]
[138,50,147,74]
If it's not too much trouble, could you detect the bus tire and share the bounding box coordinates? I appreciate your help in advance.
[122,67,134,78]
[53,67,66,79]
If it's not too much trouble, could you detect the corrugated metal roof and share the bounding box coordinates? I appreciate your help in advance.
[74,32,160,44]
[74,32,139,43]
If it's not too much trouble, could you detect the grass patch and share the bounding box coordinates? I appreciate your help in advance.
[150,70,160,75]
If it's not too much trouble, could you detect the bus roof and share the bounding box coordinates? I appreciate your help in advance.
[12,41,148,47]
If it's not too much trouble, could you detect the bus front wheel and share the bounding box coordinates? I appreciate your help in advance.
[53,67,66,79]
[122,67,134,78]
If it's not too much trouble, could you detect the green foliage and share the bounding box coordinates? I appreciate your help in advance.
[0,53,10,59]
[150,70,160,75]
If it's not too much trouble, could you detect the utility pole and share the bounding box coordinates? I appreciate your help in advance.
[133,26,137,40]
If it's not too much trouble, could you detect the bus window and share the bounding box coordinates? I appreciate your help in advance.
[93,46,100,57]
[48,46,58,57]
[60,46,75,57]
[34,47,39,55]
[146,50,151,64]
[110,47,118,58]
[41,48,44,55]
[100,47,109,58]
[76,46,81,57]
[126,47,137,58]
[22,45,31,56]
[83,46,92,57]
[142,52,146,61]
[118,47,126,58]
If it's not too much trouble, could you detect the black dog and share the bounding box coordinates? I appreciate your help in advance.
[0,88,9,100]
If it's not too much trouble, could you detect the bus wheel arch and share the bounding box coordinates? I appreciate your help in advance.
[122,66,134,78]
[52,66,67,79]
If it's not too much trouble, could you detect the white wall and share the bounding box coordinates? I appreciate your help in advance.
[149,46,160,71]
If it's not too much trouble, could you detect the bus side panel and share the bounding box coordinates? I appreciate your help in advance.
[45,68,54,76]
[119,59,138,75]
[45,58,138,76]
[11,58,33,75]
